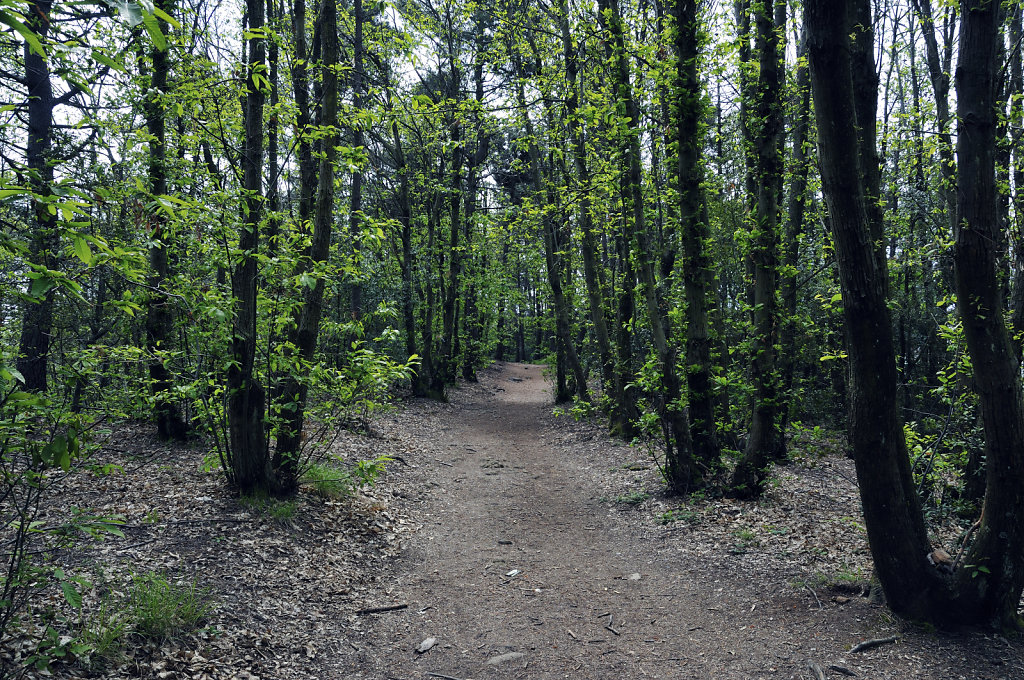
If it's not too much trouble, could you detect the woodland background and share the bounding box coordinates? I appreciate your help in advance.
[1,0,1024,671]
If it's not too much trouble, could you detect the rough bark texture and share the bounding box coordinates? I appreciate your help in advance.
[731,0,784,498]
[227,0,272,493]
[273,0,339,488]
[951,0,1024,629]
[805,0,950,622]
[145,0,188,441]
[17,0,57,393]
[674,0,721,482]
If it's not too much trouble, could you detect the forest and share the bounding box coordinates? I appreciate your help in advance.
[1,0,1024,674]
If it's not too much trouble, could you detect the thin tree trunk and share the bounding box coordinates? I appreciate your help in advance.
[228,0,272,492]
[557,0,615,404]
[349,0,365,325]
[731,0,785,497]
[17,0,57,393]
[600,0,693,490]
[674,0,721,482]
[145,0,188,440]
[777,21,811,455]
[272,0,339,488]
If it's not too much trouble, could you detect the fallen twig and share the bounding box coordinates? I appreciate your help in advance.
[804,584,823,609]
[604,624,621,636]
[356,603,409,615]
[850,635,899,653]
[829,665,857,676]
[807,661,826,680]
[425,673,464,680]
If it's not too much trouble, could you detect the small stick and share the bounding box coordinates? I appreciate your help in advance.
[829,665,857,677]
[356,603,409,615]
[850,635,898,653]
[604,625,621,636]
[566,628,578,640]
[952,518,981,572]
[425,674,463,680]
[804,585,823,609]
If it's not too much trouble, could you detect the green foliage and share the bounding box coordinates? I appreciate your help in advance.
[613,489,650,506]
[239,491,298,522]
[657,507,698,525]
[127,571,212,640]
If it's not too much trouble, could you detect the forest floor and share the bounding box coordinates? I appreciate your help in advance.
[11,361,1024,679]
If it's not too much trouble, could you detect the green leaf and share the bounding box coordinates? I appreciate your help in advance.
[29,276,56,299]
[60,580,82,610]
[73,236,93,265]
[151,5,181,28]
[91,49,125,72]
[0,8,45,56]
[0,186,30,199]
[142,10,166,50]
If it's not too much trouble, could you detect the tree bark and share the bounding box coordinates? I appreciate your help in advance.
[731,0,785,497]
[227,0,272,493]
[951,0,1024,629]
[600,0,694,490]
[273,0,340,489]
[145,0,188,441]
[17,0,57,393]
[674,0,721,481]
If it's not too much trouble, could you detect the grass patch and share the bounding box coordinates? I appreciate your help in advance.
[614,490,650,506]
[658,507,698,525]
[239,490,298,521]
[302,462,354,499]
[127,571,212,640]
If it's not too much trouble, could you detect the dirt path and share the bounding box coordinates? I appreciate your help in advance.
[334,362,1023,680]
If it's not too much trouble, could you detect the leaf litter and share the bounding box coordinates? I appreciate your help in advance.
[6,363,1022,680]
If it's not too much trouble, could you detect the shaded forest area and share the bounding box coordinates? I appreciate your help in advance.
[2,0,1024,671]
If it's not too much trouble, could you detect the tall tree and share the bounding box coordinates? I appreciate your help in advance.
[227,0,272,492]
[272,0,340,488]
[144,0,188,440]
[599,0,694,490]
[950,0,1024,628]
[16,0,58,392]
[808,0,1024,629]
[730,0,785,497]
[673,0,722,484]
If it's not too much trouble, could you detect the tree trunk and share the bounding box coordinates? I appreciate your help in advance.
[599,0,694,490]
[17,0,57,393]
[806,0,952,624]
[911,0,957,230]
[731,0,785,498]
[557,0,615,404]
[227,0,272,493]
[674,0,721,482]
[273,0,340,489]
[145,0,188,441]
[349,0,365,326]
[950,0,1024,629]
[777,21,811,454]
